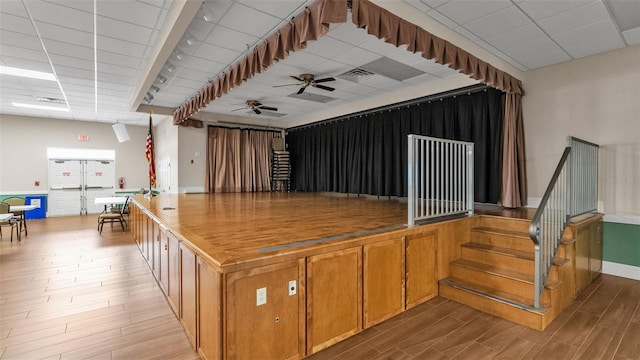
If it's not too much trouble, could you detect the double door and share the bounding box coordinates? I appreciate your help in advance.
[48,159,115,216]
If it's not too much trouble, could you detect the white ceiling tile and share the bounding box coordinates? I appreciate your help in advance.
[176,68,216,82]
[0,44,50,64]
[27,2,92,32]
[308,60,353,77]
[198,1,235,25]
[359,75,401,89]
[425,9,459,28]
[404,0,431,13]
[97,16,155,45]
[622,27,640,46]
[305,36,355,58]
[35,22,92,48]
[435,0,512,25]
[97,36,147,58]
[218,3,281,37]
[464,6,531,38]
[0,30,42,51]
[485,23,547,50]
[186,19,216,42]
[358,37,400,56]
[453,26,480,41]
[237,0,307,19]
[420,0,450,9]
[42,38,92,60]
[0,1,29,16]
[327,23,373,46]
[204,26,259,53]
[517,0,595,20]
[387,45,425,66]
[403,72,439,86]
[194,43,241,64]
[333,47,381,67]
[553,20,626,58]
[430,66,460,78]
[537,1,611,35]
[279,51,328,71]
[502,37,572,69]
[180,56,227,75]
[0,12,37,36]
[411,58,445,73]
[96,1,163,29]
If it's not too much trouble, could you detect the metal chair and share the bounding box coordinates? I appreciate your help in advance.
[0,201,19,242]
[3,196,27,236]
[98,196,129,233]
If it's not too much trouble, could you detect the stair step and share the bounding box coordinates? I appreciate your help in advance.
[471,227,534,252]
[478,215,531,233]
[461,242,570,267]
[440,277,538,309]
[439,278,551,330]
[451,258,562,288]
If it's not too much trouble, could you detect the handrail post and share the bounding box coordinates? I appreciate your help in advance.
[534,243,541,308]
[408,135,415,227]
[467,143,474,216]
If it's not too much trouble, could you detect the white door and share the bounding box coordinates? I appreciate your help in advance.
[48,160,83,216]
[85,160,115,214]
[157,157,170,193]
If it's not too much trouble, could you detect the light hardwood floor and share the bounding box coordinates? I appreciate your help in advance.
[1,215,639,360]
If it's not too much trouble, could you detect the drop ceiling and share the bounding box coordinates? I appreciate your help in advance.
[0,0,637,128]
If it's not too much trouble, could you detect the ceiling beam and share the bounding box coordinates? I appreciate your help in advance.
[129,0,203,112]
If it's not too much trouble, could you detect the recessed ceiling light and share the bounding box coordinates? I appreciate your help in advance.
[12,102,69,111]
[150,85,160,94]
[0,65,56,81]
[157,75,167,84]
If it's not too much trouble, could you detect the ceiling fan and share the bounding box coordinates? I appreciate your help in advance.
[274,73,336,94]
[232,100,278,115]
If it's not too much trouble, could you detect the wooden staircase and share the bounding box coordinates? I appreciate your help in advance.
[439,215,574,331]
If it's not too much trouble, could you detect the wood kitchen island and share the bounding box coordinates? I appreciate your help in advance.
[128,192,472,360]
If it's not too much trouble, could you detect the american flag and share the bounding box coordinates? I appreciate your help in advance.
[145,113,156,188]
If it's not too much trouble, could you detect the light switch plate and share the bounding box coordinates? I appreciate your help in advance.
[256,287,267,306]
[288,280,296,296]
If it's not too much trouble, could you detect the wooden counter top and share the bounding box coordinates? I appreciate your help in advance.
[131,193,410,271]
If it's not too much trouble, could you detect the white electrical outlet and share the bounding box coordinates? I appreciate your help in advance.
[256,287,267,306]
[288,280,296,296]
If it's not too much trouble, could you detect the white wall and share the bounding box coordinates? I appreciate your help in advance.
[154,117,179,193]
[522,45,640,218]
[178,125,207,193]
[0,115,150,193]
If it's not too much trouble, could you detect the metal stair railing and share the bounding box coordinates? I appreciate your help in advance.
[529,136,599,308]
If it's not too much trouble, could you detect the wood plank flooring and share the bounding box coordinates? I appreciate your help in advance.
[0,215,199,360]
[2,214,639,360]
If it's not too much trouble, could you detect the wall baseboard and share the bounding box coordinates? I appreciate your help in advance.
[179,186,206,194]
[602,261,640,281]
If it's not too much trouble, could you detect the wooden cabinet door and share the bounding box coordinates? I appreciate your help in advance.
[307,248,362,355]
[575,227,591,296]
[152,220,160,277]
[167,231,180,316]
[158,226,169,295]
[180,242,197,349]
[363,238,405,328]
[405,231,438,309]
[589,221,603,281]
[198,257,222,360]
[226,260,305,360]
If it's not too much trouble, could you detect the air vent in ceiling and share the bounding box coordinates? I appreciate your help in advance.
[38,96,66,104]
[338,68,376,83]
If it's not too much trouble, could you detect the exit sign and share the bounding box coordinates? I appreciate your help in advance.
[78,134,90,141]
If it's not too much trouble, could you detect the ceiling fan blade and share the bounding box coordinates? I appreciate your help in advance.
[314,77,335,83]
[253,108,261,114]
[258,106,278,111]
[272,83,299,88]
[231,107,247,112]
[253,101,263,107]
[314,84,335,92]
[290,75,304,82]
[297,86,306,95]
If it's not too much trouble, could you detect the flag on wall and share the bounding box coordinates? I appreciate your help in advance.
[145,112,156,188]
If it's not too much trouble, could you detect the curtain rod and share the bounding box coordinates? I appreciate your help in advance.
[207,121,285,132]
[287,84,490,132]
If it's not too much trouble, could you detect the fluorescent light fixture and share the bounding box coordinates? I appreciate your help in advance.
[150,85,160,93]
[12,102,69,111]
[0,65,56,81]
[157,75,167,84]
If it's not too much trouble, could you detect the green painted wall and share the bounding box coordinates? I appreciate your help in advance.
[603,222,640,267]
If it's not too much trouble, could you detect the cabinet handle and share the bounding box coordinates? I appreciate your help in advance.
[164,244,168,251]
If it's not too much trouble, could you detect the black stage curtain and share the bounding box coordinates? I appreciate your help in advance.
[287,88,504,203]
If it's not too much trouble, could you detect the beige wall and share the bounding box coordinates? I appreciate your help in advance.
[0,115,150,192]
[522,45,640,217]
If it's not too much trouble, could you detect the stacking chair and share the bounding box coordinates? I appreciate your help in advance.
[98,196,129,233]
[0,201,19,242]
[3,196,26,236]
